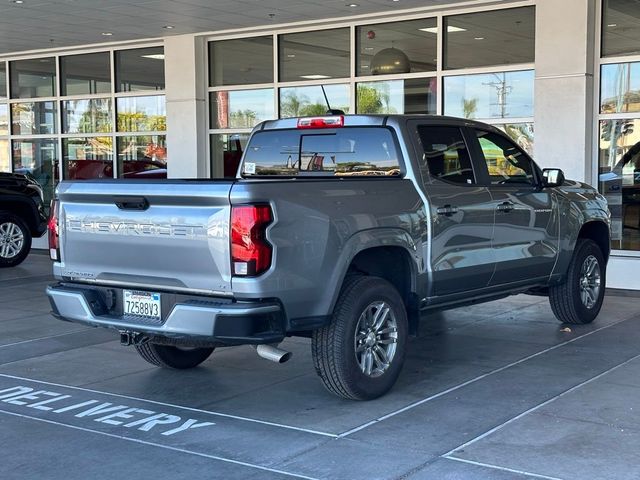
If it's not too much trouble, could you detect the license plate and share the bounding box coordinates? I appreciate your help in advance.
[123,290,161,320]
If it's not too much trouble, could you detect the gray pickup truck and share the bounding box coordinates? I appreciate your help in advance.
[46,114,610,400]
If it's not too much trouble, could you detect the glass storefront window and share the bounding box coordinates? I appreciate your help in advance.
[601,62,640,113]
[357,19,437,76]
[117,96,166,132]
[210,89,274,129]
[279,29,350,82]
[63,137,113,180]
[210,133,250,178]
[602,0,640,57]
[0,140,9,173]
[116,47,165,92]
[63,98,112,134]
[444,70,534,119]
[117,135,167,179]
[12,138,58,207]
[61,52,111,96]
[0,104,7,136]
[209,37,273,86]
[279,84,349,118]
[0,62,6,99]
[495,123,534,156]
[444,7,535,70]
[598,118,640,250]
[356,78,437,114]
[11,101,57,135]
[10,57,56,98]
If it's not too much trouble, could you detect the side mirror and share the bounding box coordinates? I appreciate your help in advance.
[542,168,565,187]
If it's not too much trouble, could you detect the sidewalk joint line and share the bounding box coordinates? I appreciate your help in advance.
[0,408,319,480]
[338,315,635,438]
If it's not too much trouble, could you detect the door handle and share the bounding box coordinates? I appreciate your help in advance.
[114,196,149,211]
[496,201,514,213]
[436,205,459,217]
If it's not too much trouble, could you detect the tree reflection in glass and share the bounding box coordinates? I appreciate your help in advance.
[279,85,349,118]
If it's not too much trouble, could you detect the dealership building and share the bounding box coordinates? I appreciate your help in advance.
[0,0,639,288]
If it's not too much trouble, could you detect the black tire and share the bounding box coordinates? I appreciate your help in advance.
[312,275,408,401]
[134,343,214,369]
[0,213,32,268]
[549,239,606,325]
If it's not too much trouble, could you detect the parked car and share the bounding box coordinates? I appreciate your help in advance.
[65,159,167,180]
[46,114,611,400]
[0,172,48,267]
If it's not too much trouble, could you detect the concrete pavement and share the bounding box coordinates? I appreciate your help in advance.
[1,253,639,479]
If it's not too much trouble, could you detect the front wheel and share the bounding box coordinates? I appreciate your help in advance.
[549,239,606,325]
[0,213,32,268]
[312,275,408,400]
[135,343,214,369]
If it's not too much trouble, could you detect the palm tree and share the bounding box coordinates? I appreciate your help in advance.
[462,98,478,119]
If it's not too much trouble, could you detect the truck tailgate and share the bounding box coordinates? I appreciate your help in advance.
[55,180,233,295]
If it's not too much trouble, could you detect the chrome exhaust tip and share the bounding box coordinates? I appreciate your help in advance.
[255,344,292,364]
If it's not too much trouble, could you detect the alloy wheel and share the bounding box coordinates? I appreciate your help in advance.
[579,254,601,309]
[354,301,399,378]
[0,222,25,259]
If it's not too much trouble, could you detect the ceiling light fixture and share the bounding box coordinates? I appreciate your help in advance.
[300,74,331,80]
[607,23,617,27]
[347,3,359,7]
[163,25,175,29]
[474,37,484,40]
[11,0,24,4]
[420,26,466,34]
[287,54,296,58]
[101,32,113,36]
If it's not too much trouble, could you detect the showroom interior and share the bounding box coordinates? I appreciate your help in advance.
[0,0,639,289]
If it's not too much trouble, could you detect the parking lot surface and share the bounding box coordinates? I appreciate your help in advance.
[1,253,640,480]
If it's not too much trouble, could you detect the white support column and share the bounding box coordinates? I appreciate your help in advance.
[533,0,597,183]
[164,34,208,178]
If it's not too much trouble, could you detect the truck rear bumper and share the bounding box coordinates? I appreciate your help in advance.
[46,283,285,345]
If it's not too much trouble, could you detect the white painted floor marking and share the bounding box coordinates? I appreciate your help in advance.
[444,456,565,480]
[0,330,88,349]
[441,351,640,457]
[339,315,635,438]
[0,408,320,480]
[0,373,338,438]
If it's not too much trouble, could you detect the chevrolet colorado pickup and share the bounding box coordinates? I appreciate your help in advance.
[0,172,47,267]
[46,115,610,400]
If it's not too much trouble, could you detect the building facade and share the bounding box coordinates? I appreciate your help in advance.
[0,0,638,289]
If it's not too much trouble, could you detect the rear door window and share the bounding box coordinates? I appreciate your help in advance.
[416,125,476,185]
[242,127,401,177]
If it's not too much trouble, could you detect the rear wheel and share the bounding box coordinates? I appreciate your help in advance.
[135,343,214,369]
[549,239,606,325]
[312,275,408,400]
[0,213,31,268]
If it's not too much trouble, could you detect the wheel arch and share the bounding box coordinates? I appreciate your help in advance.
[0,197,41,236]
[577,220,610,261]
[337,241,421,335]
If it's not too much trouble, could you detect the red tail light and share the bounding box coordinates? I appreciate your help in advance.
[231,205,273,276]
[297,115,344,129]
[48,199,60,261]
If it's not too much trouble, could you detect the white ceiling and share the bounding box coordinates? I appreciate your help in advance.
[0,0,492,56]
[603,0,640,56]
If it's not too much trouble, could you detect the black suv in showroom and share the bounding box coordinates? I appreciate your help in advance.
[0,172,48,267]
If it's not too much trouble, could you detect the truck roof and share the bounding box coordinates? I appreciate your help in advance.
[256,114,505,133]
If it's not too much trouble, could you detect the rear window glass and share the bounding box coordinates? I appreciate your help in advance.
[242,127,401,177]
